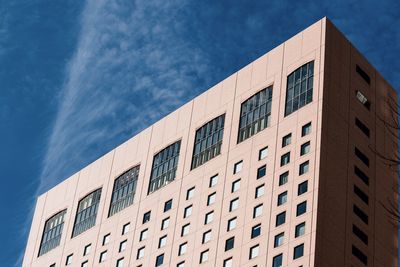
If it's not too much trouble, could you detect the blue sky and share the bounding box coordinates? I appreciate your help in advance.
[0,0,399,266]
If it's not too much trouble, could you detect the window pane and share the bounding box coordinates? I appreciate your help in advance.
[72,189,102,238]
[293,244,304,259]
[38,209,67,256]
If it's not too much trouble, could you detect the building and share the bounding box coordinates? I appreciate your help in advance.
[23,17,398,267]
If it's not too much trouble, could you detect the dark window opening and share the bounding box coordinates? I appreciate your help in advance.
[356,65,371,85]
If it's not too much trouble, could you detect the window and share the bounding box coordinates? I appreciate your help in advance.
[255,184,265,198]
[280,152,290,166]
[295,222,306,237]
[293,244,304,259]
[229,198,239,212]
[354,166,369,185]
[301,122,311,137]
[249,244,259,259]
[109,165,139,217]
[102,233,110,245]
[179,242,188,255]
[116,258,124,267]
[285,61,314,116]
[139,229,148,241]
[137,247,145,259]
[149,140,181,193]
[200,250,209,263]
[253,204,263,218]
[353,205,368,224]
[81,261,88,267]
[209,174,218,187]
[279,172,288,186]
[232,179,241,192]
[158,235,167,248]
[233,161,243,174]
[353,224,368,244]
[83,244,91,256]
[119,240,127,252]
[205,211,214,224]
[186,187,195,200]
[296,201,307,216]
[276,211,286,226]
[184,205,193,218]
[356,90,371,110]
[202,230,212,243]
[274,232,284,247]
[164,199,173,212]
[122,223,130,235]
[155,254,164,266]
[355,147,369,166]
[161,217,170,230]
[38,209,67,256]
[300,141,310,156]
[354,185,369,205]
[66,254,73,265]
[356,64,371,84]
[238,86,273,143]
[207,193,216,206]
[277,191,288,206]
[192,114,225,169]
[251,224,261,238]
[257,165,266,179]
[272,254,283,267]
[352,245,367,265]
[223,258,233,267]
[355,118,370,137]
[181,223,190,236]
[297,181,308,195]
[227,217,237,231]
[143,211,151,224]
[225,237,235,251]
[48,263,55,267]
[282,133,291,147]
[299,161,309,175]
[72,189,102,238]
[99,250,107,262]
[259,146,268,160]
[177,261,185,267]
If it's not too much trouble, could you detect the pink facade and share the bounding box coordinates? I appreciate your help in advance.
[23,18,398,267]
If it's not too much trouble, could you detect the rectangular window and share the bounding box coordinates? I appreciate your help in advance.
[354,185,369,205]
[161,217,170,230]
[225,237,235,251]
[149,140,181,193]
[274,232,284,247]
[279,172,288,186]
[109,165,139,217]
[282,133,292,147]
[102,233,110,245]
[202,230,212,243]
[178,242,188,255]
[200,250,209,263]
[285,61,314,116]
[255,184,265,198]
[296,201,307,216]
[177,261,185,267]
[38,209,67,256]
[137,247,145,259]
[293,244,304,259]
[352,245,368,265]
[353,205,368,224]
[249,244,259,259]
[251,224,261,238]
[353,224,368,245]
[356,91,371,110]
[207,192,216,206]
[231,179,241,193]
[277,191,288,206]
[81,262,88,267]
[223,258,233,267]
[229,198,239,212]
[301,122,312,137]
[233,161,243,174]
[300,141,310,156]
[191,114,225,169]
[280,152,290,166]
[276,211,286,226]
[164,199,173,212]
[259,146,268,160]
[209,174,218,187]
[227,217,237,231]
[253,204,263,218]
[205,211,214,224]
[257,165,266,179]
[356,64,371,85]
[116,258,124,267]
[72,189,102,238]
[298,181,308,195]
[184,205,193,218]
[299,161,309,175]
[181,223,190,237]
[295,222,306,237]
[122,223,130,235]
[238,87,273,143]
[272,254,283,267]
[83,244,91,256]
[158,235,167,248]
[354,166,369,185]
[355,118,370,137]
[143,211,151,224]
[156,254,164,266]
[355,147,369,167]
[139,229,148,241]
[66,254,73,265]
[186,186,195,200]
[99,250,107,262]
[119,240,127,252]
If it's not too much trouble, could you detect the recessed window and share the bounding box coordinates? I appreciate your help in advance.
[299,161,309,175]
[225,237,235,251]
[232,179,241,193]
[179,242,188,255]
[137,247,145,259]
[259,146,268,160]
[223,258,233,267]
[109,165,140,217]
[353,205,368,224]
[280,152,290,166]
[300,141,310,156]
[354,185,369,205]
[355,147,369,167]
[205,211,214,224]
[164,199,173,212]
[66,254,73,265]
[352,245,368,265]
[158,235,167,248]
[295,222,305,237]
[255,184,265,198]
[99,250,107,262]
[356,64,371,84]
[277,191,288,206]
[227,217,237,231]
[184,205,193,218]
[276,211,286,226]
[83,244,91,256]
[186,187,195,200]
[274,232,284,247]
[301,122,312,137]
[119,240,127,252]
[209,174,218,187]
[207,192,216,206]
[296,201,307,216]
[253,204,263,218]
[282,133,292,147]
[353,224,368,245]
[238,87,273,143]
[200,250,209,263]
[355,118,370,137]
[191,114,225,169]
[297,181,308,195]
[233,161,243,174]
[102,234,110,245]
[81,261,88,267]
[229,198,239,212]
[116,258,124,267]
[285,61,314,116]
[38,209,67,256]
[249,244,260,259]
[161,217,170,230]
[279,172,289,186]
[202,230,212,244]
[251,224,261,238]
[272,254,283,267]
[139,228,148,241]
[356,90,371,110]
[354,166,369,185]
[181,223,190,237]
[293,244,304,259]
[149,140,181,193]
[155,254,164,266]
[257,165,266,179]
[177,261,185,267]
[143,211,151,224]
[122,223,130,235]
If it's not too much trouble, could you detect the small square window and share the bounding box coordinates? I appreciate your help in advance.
[296,201,307,216]
[293,243,304,259]
[302,122,311,137]
[81,261,88,267]
[207,192,216,206]
[202,230,212,243]
[282,133,292,147]
[200,250,209,263]
[83,244,91,256]
[99,250,107,262]
[279,172,288,186]
[356,90,371,110]
[225,237,235,251]
[122,223,130,235]
[280,152,290,166]
[295,222,306,237]
[102,234,110,246]
[257,165,266,179]
[181,223,190,236]
[177,261,185,267]
[259,146,268,160]
[298,181,308,195]
[66,254,73,265]
[164,199,173,212]
[249,244,259,259]
[161,217,170,230]
[139,228,148,241]
[116,258,124,267]
[137,247,145,259]
[186,187,195,200]
[229,198,239,212]
[156,254,164,266]
[184,205,193,218]
[276,211,286,226]
[205,211,214,224]
[233,161,243,174]
[299,161,309,175]
[253,204,263,218]
[277,191,288,206]
[272,254,283,267]
[274,232,284,247]
[209,174,218,187]
[227,217,237,231]
[300,141,310,156]
[179,242,188,255]
[251,224,261,238]
[158,235,167,248]
[223,257,233,267]
[255,184,265,198]
[119,240,127,252]
[232,179,241,192]
[143,211,151,224]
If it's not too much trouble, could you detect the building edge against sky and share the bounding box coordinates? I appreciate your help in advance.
[23,17,398,267]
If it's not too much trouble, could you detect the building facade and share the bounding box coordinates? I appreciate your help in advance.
[23,18,398,267]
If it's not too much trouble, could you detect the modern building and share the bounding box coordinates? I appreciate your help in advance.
[23,17,398,267]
